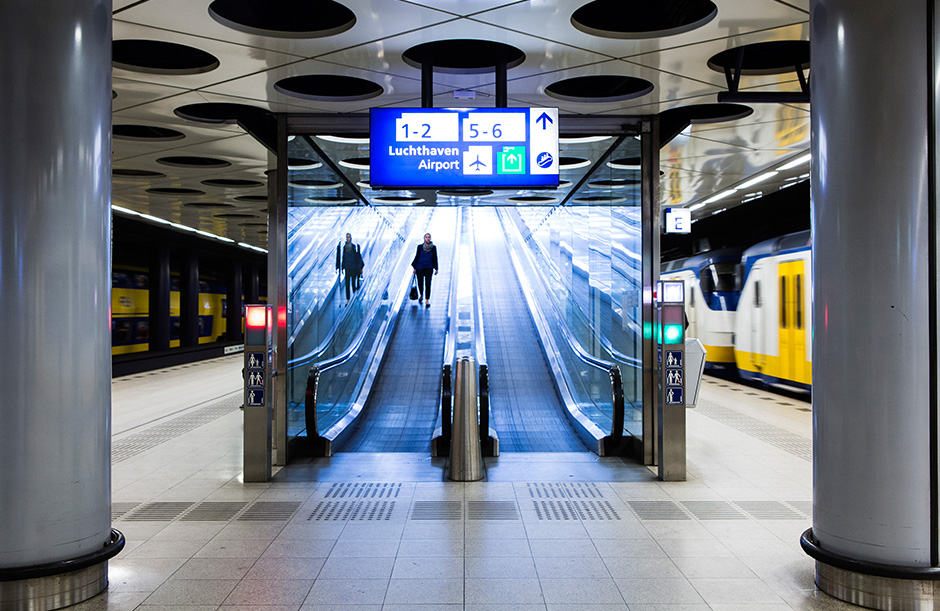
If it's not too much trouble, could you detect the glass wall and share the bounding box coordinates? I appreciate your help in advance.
[513,136,644,439]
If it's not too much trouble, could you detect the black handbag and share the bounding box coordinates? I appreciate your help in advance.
[409,276,419,300]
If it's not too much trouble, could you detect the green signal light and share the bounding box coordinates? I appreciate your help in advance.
[664,324,683,344]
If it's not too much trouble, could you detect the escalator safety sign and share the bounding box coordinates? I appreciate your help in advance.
[665,368,683,387]
[665,351,683,368]
[247,388,265,407]
[247,352,265,369]
[666,387,684,405]
[247,370,264,388]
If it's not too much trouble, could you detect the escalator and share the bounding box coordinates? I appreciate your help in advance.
[339,208,458,452]
[473,208,588,452]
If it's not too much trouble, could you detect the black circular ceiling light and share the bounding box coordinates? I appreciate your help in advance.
[545,75,654,103]
[113,124,185,141]
[174,103,267,125]
[201,179,265,188]
[185,202,236,208]
[113,40,220,75]
[274,75,383,102]
[146,187,206,195]
[113,168,166,178]
[403,40,525,74]
[572,0,717,39]
[208,0,356,38]
[156,156,231,168]
[707,41,810,75]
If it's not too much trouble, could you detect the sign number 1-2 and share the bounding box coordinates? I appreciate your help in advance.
[402,123,431,138]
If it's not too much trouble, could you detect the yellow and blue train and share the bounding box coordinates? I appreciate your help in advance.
[111,268,228,355]
[662,229,812,393]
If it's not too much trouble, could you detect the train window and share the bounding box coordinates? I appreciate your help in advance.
[780,277,787,328]
[796,275,803,329]
[136,320,149,341]
[114,319,132,343]
[754,281,761,307]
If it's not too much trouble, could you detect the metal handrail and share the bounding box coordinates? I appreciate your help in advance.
[499,208,625,452]
[288,211,415,366]
[302,213,427,446]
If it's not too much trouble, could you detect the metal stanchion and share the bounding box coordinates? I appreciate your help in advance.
[447,357,484,481]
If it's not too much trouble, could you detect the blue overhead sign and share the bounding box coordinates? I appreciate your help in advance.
[370,108,559,189]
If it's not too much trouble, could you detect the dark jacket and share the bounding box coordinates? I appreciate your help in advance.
[412,244,438,271]
[336,242,363,274]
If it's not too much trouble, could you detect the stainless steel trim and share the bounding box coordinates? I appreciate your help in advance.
[0,562,108,611]
[816,561,940,610]
[448,357,485,482]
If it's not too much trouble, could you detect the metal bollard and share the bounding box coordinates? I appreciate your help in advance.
[447,357,485,481]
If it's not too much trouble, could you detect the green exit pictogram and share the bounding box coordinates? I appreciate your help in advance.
[498,146,526,174]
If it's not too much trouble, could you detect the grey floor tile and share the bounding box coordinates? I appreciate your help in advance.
[397,538,464,557]
[392,555,463,579]
[539,578,625,604]
[171,557,254,580]
[603,556,683,579]
[142,578,239,606]
[466,605,547,611]
[305,579,388,605]
[300,605,381,611]
[673,556,758,579]
[383,578,463,604]
[123,538,206,560]
[534,556,611,579]
[465,537,533,557]
[319,556,395,580]
[223,578,315,606]
[465,578,545,604]
[544,604,629,611]
[244,556,325,580]
[614,578,706,605]
[689,578,787,605]
[106,557,187,592]
[328,538,401,558]
[262,537,337,558]
[466,555,537,579]
[528,539,599,558]
[591,538,666,558]
[194,537,272,559]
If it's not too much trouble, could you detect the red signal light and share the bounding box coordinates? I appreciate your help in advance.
[246,305,266,329]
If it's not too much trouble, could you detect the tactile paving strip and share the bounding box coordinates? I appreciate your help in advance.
[533,499,622,521]
[410,500,462,520]
[681,500,748,520]
[236,501,302,521]
[123,502,195,522]
[734,500,805,520]
[111,395,241,463]
[321,482,403,499]
[308,500,397,522]
[468,501,520,521]
[180,502,248,522]
[526,482,605,499]
[627,500,693,521]
[695,398,812,461]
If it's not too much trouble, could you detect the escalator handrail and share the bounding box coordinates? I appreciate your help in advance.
[526,223,641,369]
[287,213,414,368]
[304,212,430,440]
[499,208,623,445]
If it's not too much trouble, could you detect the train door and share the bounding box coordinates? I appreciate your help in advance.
[749,269,765,369]
[778,260,805,382]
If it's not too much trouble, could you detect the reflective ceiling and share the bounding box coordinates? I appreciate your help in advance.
[112,0,810,249]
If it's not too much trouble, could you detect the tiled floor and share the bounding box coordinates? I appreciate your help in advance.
[79,356,861,610]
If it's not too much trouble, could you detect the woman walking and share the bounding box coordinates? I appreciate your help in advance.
[411,232,438,308]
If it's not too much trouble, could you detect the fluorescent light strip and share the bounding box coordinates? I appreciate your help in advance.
[689,203,706,211]
[111,205,267,253]
[777,153,811,171]
[736,171,778,191]
[701,189,737,205]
